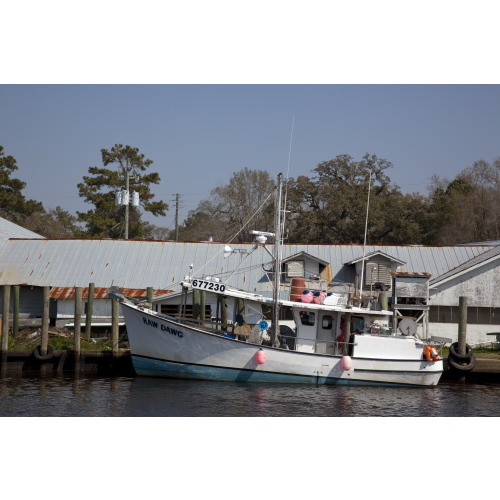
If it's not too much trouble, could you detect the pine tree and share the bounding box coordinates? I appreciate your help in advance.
[77,144,168,238]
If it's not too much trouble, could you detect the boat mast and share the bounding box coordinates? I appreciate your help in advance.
[359,167,373,304]
[271,173,283,347]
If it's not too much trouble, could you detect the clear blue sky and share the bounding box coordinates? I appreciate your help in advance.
[2,3,499,230]
[1,84,499,229]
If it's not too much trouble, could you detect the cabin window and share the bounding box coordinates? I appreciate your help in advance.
[341,315,365,334]
[322,315,333,329]
[300,311,315,326]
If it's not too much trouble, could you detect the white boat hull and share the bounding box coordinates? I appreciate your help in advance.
[122,303,443,387]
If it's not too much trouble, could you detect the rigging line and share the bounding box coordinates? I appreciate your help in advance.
[190,190,275,278]
[226,190,274,244]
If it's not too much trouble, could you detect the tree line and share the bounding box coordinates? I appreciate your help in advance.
[1,144,499,245]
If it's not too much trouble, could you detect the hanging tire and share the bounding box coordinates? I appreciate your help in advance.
[33,344,54,361]
[449,342,473,362]
[448,353,476,371]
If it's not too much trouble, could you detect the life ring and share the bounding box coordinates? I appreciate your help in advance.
[448,353,476,371]
[423,345,440,362]
[33,344,54,361]
[449,342,473,362]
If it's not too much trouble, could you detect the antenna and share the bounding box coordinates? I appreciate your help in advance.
[281,115,294,245]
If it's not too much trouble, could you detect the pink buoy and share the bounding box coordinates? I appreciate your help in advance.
[341,355,352,371]
[314,291,326,304]
[301,290,313,303]
[256,348,265,364]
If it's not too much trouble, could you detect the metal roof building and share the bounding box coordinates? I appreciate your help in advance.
[0,238,494,292]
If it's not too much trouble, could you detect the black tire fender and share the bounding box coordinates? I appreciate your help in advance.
[448,353,476,371]
[33,344,54,361]
[449,342,473,361]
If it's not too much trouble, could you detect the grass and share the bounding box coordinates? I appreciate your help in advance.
[6,327,115,352]
[440,346,500,359]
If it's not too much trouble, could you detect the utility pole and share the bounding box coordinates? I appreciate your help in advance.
[124,157,130,239]
[175,193,180,241]
[115,157,139,240]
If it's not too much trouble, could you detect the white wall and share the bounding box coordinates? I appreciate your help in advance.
[57,298,118,319]
[429,322,499,346]
[430,259,500,307]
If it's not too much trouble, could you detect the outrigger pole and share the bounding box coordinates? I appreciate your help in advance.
[271,173,284,347]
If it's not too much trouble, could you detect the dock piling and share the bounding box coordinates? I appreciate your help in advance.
[458,296,467,356]
[41,286,50,356]
[13,285,19,338]
[74,287,82,355]
[112,298,119,357]
[85,282,95,339]
[1,285,11,353]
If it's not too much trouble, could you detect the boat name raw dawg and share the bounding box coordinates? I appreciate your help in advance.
[143,317,183,338]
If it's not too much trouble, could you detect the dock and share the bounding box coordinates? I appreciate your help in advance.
[441,357,500,383]
[0,350,135,377]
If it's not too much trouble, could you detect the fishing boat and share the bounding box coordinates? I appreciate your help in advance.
[115,173,444,386]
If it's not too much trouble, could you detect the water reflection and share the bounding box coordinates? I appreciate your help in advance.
[1,374,500,417]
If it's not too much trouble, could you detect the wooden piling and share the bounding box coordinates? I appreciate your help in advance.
[74,287,82,355]
[1,285,11,353]
[344,312,352,356]
[13,285,19,338]
[379,291,388,311]
[221,296,228,331]
[458,296,467,355]
[236,297,245,323]
[193,288,201,319]
[85,282,95,339]
[112,298,119,357]
[200,291,206,321]
[147,287,154,307]
[41,286,50,356]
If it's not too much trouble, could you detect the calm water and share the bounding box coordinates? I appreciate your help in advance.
[1,374,500,417]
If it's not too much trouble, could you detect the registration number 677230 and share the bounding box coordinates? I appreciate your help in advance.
[191,279,226,293]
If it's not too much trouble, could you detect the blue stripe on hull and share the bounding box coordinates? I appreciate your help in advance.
[132,355,326,384]
[131,356,426,387]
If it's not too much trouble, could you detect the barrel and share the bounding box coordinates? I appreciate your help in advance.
[290,278,306,302]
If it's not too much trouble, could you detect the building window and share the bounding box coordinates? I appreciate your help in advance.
[160,304,210,318]
[286,260,305,278]
[365,261,392,289]
[429,306,500,325]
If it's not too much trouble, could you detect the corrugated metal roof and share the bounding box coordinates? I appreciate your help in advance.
[49,286,174,300]
[0,238,494,293]
[430,244,500,287]
[0,217,43,250]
